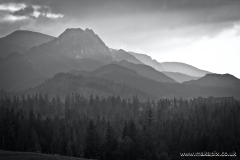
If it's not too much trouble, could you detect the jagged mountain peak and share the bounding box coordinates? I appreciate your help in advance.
[39,28,113,63]
[58,28,85,41]
[56,27,105,46]
[59,28,96,38]
[110,49,143,64]
[85,28,95,34]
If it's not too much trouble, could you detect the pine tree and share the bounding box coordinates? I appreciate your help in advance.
[84,120,101,159]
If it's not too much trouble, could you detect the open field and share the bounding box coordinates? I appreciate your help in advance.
[0,150,93,160]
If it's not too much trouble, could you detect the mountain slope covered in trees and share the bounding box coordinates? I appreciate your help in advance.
[24,72,154,101]
[0,94,239,159]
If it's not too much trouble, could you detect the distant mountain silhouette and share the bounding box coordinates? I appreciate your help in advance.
[161,62,210,77]
[110,49,143,64]
[0,40,27,58]
[163,72,200,83]
[1,27,239,100]
[68,64,240,99]
[67,64,176,97]
[129,52,210,79]
[0,52,45,91]
[0,30,55,48]
[0,28,151,91]
[183,73,240,89]
[23,28,152,77]
[129,52,165,71]
[112,60,177,83]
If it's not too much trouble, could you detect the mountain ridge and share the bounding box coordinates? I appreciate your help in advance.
[183,73,240,89]
[112,60,177,83]
[0,30,55,48]
[161,62,210,77]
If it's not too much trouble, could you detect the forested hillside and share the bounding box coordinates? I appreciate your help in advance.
[0,94,239,159]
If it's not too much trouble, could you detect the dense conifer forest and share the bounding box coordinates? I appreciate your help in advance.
[0,94,239,160]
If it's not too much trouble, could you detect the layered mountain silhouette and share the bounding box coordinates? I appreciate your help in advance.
[183,73,240,89]
[129,52,165,71]
[24,72,154,101]
[1,28,176,91]
[69,64,240,99]
[161,62,210,77]
[0,27,239,100]
[18,65,240,100]
[112,60,177,83]
[129,52,209,81]
[163,72,200,83]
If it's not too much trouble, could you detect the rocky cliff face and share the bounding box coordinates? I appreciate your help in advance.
[41,28,113,63]
[110,49,142,64]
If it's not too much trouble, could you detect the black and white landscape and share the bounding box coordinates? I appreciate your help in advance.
[0,0,240,160]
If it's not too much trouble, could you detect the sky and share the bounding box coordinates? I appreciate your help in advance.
[0,0,240,78]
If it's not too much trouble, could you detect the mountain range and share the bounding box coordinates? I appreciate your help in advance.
[112,60,177,83]
[20,65,240,101]
[1,27,239,99]
[161,62,211,77]
[128,52,206,82]
[0,30,54,58]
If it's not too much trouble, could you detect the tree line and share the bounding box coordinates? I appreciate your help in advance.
[0,93,240,160]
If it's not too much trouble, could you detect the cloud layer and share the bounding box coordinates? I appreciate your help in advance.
[0,2,64,22]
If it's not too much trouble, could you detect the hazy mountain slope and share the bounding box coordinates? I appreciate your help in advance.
[80,64,240,99]
[129,52,210,78]
[25,47,105,77]
[76,64,174,97]
[129,52,165,71]
[110,49,143,64]
[24,28,140,77]
[0,40,28,58]
[91,63,139,77]
[163,71,200,83]
[0,30,55,48]
[0,47,105,92]
[113,61,177,83]
[25,72,154,101]
[6,64,240,100]
[183,73,240,89]
[161,62,210,77]
[0,52,46,91]
[0,28,112,91]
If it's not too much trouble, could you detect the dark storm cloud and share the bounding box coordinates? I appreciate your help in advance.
[12,5,34,17]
